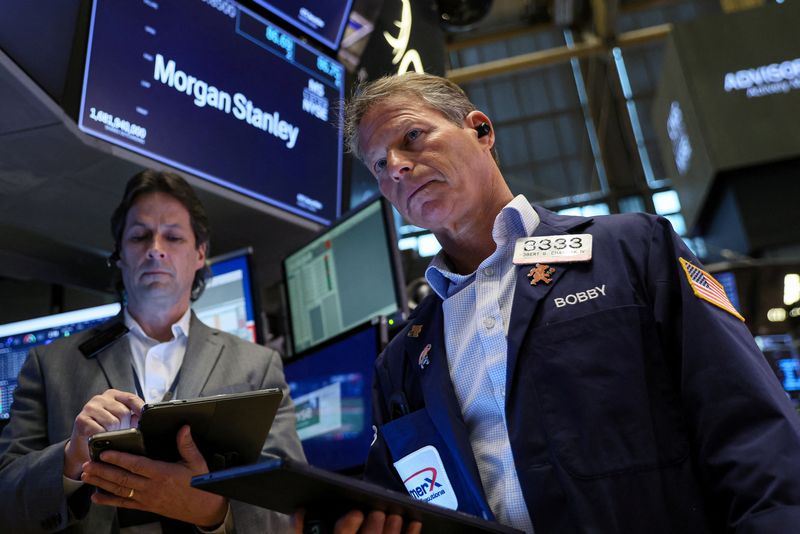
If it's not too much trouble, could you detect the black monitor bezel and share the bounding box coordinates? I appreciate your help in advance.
[203,247,266,345]
[281,196,407,358]
[282,318,386,473]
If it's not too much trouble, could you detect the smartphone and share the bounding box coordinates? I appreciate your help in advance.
[89,428,146,461]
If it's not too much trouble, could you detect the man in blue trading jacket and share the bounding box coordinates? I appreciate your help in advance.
[0,170,305,532]
[331,73,800,533]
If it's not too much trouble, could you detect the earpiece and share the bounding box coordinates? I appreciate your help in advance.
[107,250,120,268]
[475,122,491,138]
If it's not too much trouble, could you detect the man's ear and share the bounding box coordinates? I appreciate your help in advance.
[196,242,208,266]
[465,110,494,147]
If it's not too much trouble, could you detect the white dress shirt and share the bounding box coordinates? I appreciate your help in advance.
[125,307,191,404]
[425,194,539,533]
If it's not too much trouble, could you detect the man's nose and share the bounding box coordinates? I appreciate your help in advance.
[386,149,413,182]
[146,236,167,259]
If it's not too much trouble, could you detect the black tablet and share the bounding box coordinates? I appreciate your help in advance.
[138,388,282,470]
[191,457,522,533]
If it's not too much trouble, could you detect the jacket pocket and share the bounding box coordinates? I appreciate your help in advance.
[529,305,689,478]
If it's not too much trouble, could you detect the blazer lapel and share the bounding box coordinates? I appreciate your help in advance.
[94,316,137,394]
[175,313,224,399]
[408,300,486,496]
[505,210,593,395]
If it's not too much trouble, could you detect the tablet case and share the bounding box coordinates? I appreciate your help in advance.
[191,457,522,533]
[138,388,282,470]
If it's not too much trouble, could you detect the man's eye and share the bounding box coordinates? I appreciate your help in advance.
[129,235,146,242]
[406,129,421,142]
[167,235,184,242]
[373,158,387,174]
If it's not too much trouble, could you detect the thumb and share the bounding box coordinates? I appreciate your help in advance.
[176,425,208,472]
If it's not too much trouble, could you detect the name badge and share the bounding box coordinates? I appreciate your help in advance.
[393,445,458,510]
[513,234,593,264]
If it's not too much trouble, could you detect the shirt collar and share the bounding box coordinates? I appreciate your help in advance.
[124,306,192,344]
[425,194,540,300]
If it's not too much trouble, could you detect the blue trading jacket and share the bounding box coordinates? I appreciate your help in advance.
[364,206,800,533]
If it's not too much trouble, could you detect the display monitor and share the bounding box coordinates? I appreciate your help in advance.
[0,303,121,420]
[193,249,263,344]
[78,0,344,224]
[248,0,354,51]
[283,321,384,472]
[283,198,406,355]
[755,334,800,412]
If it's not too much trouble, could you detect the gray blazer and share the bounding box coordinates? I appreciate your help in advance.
[0,312,305,533]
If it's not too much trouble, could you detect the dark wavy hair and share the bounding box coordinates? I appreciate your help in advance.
[110,169,211,301]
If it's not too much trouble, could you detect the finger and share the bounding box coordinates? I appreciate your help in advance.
[406,520,422,534]
[88,479,138,501]
[78,402,124,433]
[89,450,156,484]
[73,413,108,439]
[82,459,149,492]
[383,514,404,534]
[83,473,144,504]
[333,510,365,534]
[362,510,388,533]
[112,391,145,415]
[292,509,305,534]
[91,486,145,510]
[97,389,143,429]
[176,426,208,473]
[82,394,137,431]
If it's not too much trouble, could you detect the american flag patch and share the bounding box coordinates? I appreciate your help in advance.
[679,258,745,322]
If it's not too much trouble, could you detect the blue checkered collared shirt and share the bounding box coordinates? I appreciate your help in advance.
[425,194,539,533]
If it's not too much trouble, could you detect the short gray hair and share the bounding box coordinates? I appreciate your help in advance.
[344,73,481,163]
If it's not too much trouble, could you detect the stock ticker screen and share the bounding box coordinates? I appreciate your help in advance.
[0,304,121,419]
[78,0,344,224]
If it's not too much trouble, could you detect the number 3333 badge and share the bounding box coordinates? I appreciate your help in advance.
[513,234,593,264]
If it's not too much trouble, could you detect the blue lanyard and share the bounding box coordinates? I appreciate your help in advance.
[131,364,181,402]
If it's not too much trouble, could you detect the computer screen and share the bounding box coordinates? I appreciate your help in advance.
[193,250,263,344]
[755,334,800,412]
[78,0,344,224]
[248,0,354,51]
[283,198,406,355]
[283,321,383,472]
[0,303,121,420]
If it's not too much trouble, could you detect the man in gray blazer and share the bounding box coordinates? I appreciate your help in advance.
[0,170,305,532]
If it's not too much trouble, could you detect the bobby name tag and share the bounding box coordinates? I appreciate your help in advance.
[513,234,593,264]
[393,445,459,510]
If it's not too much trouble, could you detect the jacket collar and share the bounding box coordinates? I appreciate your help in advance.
[173,313,224,399]
[93,311,224,400]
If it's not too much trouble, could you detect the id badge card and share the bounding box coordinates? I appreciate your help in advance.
[380,408,493,519]
[513,234,593,264]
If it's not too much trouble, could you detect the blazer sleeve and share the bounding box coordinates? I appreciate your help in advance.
[645,216,800,532]
[0,346,87,533]
[227,343,306,534]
